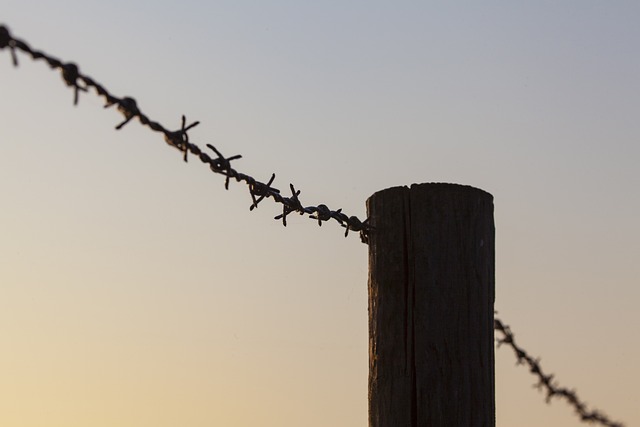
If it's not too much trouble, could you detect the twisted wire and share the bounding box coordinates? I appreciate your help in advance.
[0,24,371,243]
[495,317,625,427]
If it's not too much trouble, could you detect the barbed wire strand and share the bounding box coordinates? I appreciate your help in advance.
[1,24,627,427]
[495,317,625,427]
[0,24,371,243]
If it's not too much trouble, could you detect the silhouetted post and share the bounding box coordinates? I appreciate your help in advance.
[367,183,495,427]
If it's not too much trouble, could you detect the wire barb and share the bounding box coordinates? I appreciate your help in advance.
[113,97,141,130]
[310,204,332,226]
[0,25,18,66]
[274,184,304,227]
[248,173,278,211]
[205,144,242,190]
[163,115,200,162]
[60,62,88,105]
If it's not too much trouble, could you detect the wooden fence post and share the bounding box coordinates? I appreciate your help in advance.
[367,183,495,427]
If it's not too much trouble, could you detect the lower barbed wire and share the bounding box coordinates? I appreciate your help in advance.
[494,317,625,427]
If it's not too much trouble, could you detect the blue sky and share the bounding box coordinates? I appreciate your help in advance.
[1,2,638,426]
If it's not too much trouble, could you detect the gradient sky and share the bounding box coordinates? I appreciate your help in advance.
[1,2,638,426]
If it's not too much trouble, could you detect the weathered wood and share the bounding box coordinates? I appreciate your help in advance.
[367,183,495,427]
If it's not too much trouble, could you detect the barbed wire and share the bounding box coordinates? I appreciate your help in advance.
[0,24,371,243]
[494,317,625,427]
[1,23,627,427]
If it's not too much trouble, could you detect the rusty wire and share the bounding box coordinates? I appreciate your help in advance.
[495,317,625,427]
[0,24,370,243]
[1,24,627,427]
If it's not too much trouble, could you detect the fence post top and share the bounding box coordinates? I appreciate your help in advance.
[369,182,493,201]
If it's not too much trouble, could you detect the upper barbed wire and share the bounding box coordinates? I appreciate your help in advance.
[0,24,371,243]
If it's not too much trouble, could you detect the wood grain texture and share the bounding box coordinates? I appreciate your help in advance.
[367,183,495,427]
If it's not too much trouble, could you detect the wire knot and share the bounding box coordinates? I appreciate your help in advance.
[61,62,88,105]
[164,115,200,162]
[248,173,279,211]
[0,25,11,49]
[206,144,242,189]
[274,184,304,226]
[310,204,332,226]
[0,25,18,66]
[344,216,371,242]
[114,97,140,130]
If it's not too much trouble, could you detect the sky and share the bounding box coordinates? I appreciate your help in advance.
[1,1,638,426]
